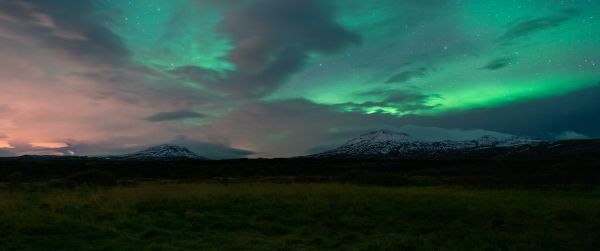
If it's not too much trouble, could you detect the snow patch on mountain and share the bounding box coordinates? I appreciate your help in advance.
[106,144,205,160]
[311,130,540,158]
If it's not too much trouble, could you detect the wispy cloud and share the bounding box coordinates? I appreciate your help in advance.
[386,67,428,84]
[145,110,206,122]
[498,9,579,43]
[480,58,513,71]
[216,0,360,97]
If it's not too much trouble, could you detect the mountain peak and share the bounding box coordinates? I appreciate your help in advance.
[344,130,413,147]
[364,130,408,137]
[312,130,539,158]
[145,144,189,152]
[110,144,205,160]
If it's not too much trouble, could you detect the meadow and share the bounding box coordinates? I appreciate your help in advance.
[1,182,600,250]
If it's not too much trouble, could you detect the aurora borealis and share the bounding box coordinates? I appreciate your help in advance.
[0,0,599,157]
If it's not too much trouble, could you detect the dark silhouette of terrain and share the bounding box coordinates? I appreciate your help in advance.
[2,139,599,187]
[1,157,599,188]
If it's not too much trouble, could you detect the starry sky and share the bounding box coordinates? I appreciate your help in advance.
[0,0,599,157]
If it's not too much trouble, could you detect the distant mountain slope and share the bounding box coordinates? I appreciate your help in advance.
[310,130,545,159]
[105,144,206,160]
[466,139,600,159]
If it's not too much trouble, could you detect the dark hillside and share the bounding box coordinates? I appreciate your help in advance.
[1,157,599,188]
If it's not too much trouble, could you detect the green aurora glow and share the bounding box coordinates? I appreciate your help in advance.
[1,0,600,157]
[96,0,599,116]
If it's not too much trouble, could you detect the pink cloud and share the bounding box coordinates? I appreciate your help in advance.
[0,141,13,149]
[0,26,221,156]
[29,142,69,149]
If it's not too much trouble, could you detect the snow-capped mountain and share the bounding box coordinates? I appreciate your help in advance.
[311,130,540,158]
[106,144,206,160]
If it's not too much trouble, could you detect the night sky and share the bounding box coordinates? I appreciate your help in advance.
[0,0,599,158]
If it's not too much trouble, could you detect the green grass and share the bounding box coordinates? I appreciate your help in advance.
[1,183,600,250]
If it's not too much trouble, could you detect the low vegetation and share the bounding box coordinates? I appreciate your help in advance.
[1,182,599,250]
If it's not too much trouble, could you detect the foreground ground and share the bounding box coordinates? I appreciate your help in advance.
[1,182,599,250]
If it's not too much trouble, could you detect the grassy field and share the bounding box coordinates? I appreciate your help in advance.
[1,182,600,250]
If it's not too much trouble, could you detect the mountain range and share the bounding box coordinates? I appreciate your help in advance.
[310,130,600,159]
[6,130,600,160]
